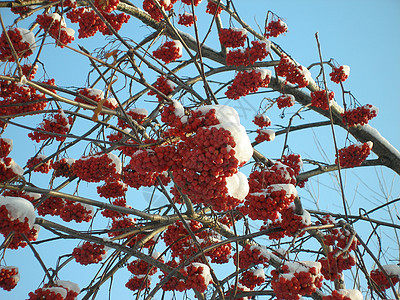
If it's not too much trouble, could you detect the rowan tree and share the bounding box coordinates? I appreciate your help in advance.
[0,1,399,300]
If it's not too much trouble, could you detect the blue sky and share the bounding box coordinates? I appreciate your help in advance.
[1,0,400,299]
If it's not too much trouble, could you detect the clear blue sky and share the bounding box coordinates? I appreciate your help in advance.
[1,0,400,299]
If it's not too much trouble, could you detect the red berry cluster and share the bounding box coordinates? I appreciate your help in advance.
[36,13,75,48]
[51,158,75,178]
[248,161,297,189]
[225,284,251,299]
[0,158,24,182]
[276,54,311,88]
[28,110,72,142]
[97,180,127,198]
[26,155,52,173]
[239,268,265,289]
[335,142,373,168]
[125,276,151,291]
[370,266,400,291]
[181,0,202,5]
[278,154,303,176]
[255,129,275,143]
[153,40,183,64]
[127,259,158,276]
[0,138,12,157]
[44,280,80,300]
[158,260,187,292]
[319,251,356,281]
[226,40,271,66]
[11,6,31,15]
[142,0,175,22]
[0,266,19,291]
[323,289,362,300]
[206,1,222,15]
[59,200,93,223]
[4,225,39,250]
[94,0,119,12]
[117,108,147,128]
[101,198,130,220]
[265,19,288,38]
[180,263,212,293]
[225,69,271,99]
[271,261,323,300]
[253,114,271,128]
[36,196,65,217]
[67,7,129,38]
[75,88,117,110]
[329,65,350,84]
[122,166,159,189]
[178,12,197,26]
[242,183,298,221]
[310,90,334,110]
[72,242,107,265]
[0,28,35,61]
[148,76,176,102]
[277,94,295,109]
[28,287,67,300]
[72,153,121,182]
[234,244,269,269]
[219,28,247,48]
[341,104,378,127]
[128,145,177,174]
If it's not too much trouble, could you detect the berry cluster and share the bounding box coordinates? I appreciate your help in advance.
[341,104,378,127]
[59,200,94,223]
[36,13,75,47]
[128,145,177,174]
[75,88,117,110]
[127,259,158,276]
[117,108,148,128]
[51,158,75,178]
[178,12,197,26]
[11,6,31,15]
[27,287,67,300]
[329,65,350,84]
[239,268,265,289]
[158,260,187,292]
[206,1,223,15]
[234,244,269,269]
[276,54,311,88]
[45,280,80,300]
[278,154,303,176]
[225,283,251,300]
[226,40,271,66]
[94,0,119,12]
[219,28,247,48]
[276,94,295,109]
[319,251,356,281]
[225,69,271,99]
[4,225,39,250]
[101,198,130,220]
[255,129,275,143]
[142,0,175,22]
[153,40,183,64]
[310,90,334,110]
[0,138,12,157]
[265,19,288,38]
[370,265,400,290]
[271,261,323,300]
[72,242,107,265]
[67,7,129,38]
[97,180,127,198]
[122,166,159,189]
[253,114,271,128]
[322,289,363,300]
[0,28,35,61]
[0,266,19,291]
[335,142,373,168]
[180,263,212,293]
[125,276,151,291]
[72,153,121,182]
[181,0,202,5]
[148,76,176,102]
[26,155,52,173]
[28,110,72,142]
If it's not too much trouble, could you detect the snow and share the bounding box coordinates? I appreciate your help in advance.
[259,40,271,52]
[225,171,249,200]
[131,108,148,116]
[183,12,193,17]
[107,153,122,174]
[250,245,271,261]
[285,261,321,274]
[165,78,176,90]
[197,105,241,125]
[259,129,275,141]
[47,13,66,27]
[19,75,27,85]
[42,287,68,298]
[366,141,373,149]
[0,196,35,229]
[232,27,247,37]
[151,251,164,261]
[173,40,183,56]
[87,88,104,99]
[300,209,311,225]
[299,66,312,83]
[190,262,212,285]
[62,27,75,38]
[254,68,271,80]
[54,280,80,294]
[17,28,36,50]
[252,267,265,279]
[366,104,378,115]
[278,19,288,29]
[106,97,118,107]
[341,65,350,76]
[255,113,270,124]
[337,289,363,300]
[382,264,400,277]
[26,192,41,200]
[172,100,185,117]
[269,183,298,197]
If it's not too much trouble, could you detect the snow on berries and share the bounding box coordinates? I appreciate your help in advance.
[94,0,119,12]
[0,266,19,291]
[310,89,335,110]
[28,110,72,142]
[97,180,128,198]
[255,129,275,143]
[26,154,52,173]
[181,0,202,5]
[142,0,174,22]
[117,108,148,128]
[271,261,323,300]
[323,289,363,300]
[219,28,247,48]
[253,114,271,128]
[178,12,197,26]
[181,262,212,293]
[51,280,80,300]
[0,196,35,237]
[75,88,117,110]
[341,104,378,127]
[335,142,373,168]
[0,138,12,157]
[72,241,107,265]
[234,244,270,269]
[51,158,75,178]
[72,153,122,182]
[152,40,183,64]
[265,18,288,38]
[27,287,68,300]
[330,65,350,84]
[225,69,271,99]
[0,28,35,61]
[36,13,75,47]
[276,94,295,109]
[239,268,265,289]
[370,264,400,290]
[276,53,312,88]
